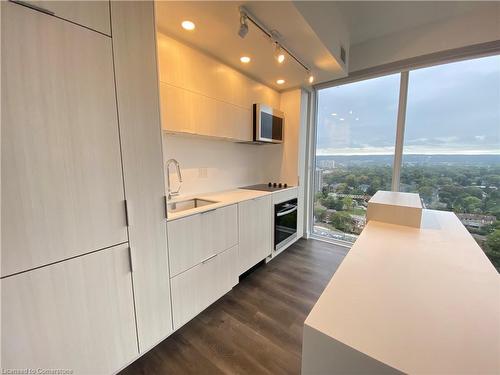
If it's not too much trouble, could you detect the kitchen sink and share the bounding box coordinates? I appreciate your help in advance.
[167,198,218,213]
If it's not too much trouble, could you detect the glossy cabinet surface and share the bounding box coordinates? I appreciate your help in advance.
[1,244,138,374]
[1,2,127,277]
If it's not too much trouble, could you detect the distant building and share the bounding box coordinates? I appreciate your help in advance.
[317,159,336,169]
[314,169,324,192]
[456,213,496,228]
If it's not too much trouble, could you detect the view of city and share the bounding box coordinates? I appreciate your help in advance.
[313,155,500,270]
[313,55,500,271]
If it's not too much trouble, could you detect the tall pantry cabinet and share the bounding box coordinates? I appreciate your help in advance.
[1,1,171,373]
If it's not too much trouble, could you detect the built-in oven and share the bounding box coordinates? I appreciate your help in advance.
[274,198,298,251]
[253,103,284,143]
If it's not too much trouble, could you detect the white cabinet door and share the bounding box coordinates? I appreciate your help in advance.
[110,1,173,352]
[167,213,204,277]
[1,244,138,374]
[170,245,238,330]
[238,196,273,274]
[18,0,111,35]
[168,204,238,276]
[160,82,252,142]
[1,2,127,277]
[203,204,238,259]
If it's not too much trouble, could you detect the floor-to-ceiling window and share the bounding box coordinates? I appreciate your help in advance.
[400,55,500,268]
[312,54,500,270]
[313,74,400,243]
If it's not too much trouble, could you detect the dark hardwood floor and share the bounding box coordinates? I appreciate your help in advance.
[120,238,348,375]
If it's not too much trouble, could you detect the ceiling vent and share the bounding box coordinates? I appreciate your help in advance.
[340,45,347,65]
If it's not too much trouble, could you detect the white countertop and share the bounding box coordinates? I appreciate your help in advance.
[167,186,297,221]
[305,209,500,374]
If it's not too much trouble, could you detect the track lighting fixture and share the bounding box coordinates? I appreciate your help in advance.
[238,11,249,39]
[307,71,314,84]
[238,6,313,87]
[274,43,285,64]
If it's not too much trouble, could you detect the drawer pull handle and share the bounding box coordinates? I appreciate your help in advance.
[201,253,217,264]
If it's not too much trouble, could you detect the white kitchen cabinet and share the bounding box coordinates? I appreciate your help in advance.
[203,205,239,259]
[238,196,273,274]
[1,244,138,374]
[167,204,238,276]
[17,0,111,35]
[160,82,253,142]
[170,245,238,330]
[156,33,280,142]
[110,1,174,353]
[1,1,127,277]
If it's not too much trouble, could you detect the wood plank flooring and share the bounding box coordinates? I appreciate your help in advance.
[119,239,348,375]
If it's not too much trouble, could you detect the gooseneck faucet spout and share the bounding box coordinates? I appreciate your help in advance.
[166,159,182,200]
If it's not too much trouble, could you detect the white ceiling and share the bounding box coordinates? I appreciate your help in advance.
[154,1,345,91]
[335,1,488,45]
[155,1,496,91]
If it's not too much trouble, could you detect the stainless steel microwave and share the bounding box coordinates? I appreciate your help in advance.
[253,104,284,143]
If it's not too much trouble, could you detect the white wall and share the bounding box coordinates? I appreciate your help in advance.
[349,4,500,72]
[163,134,283,197]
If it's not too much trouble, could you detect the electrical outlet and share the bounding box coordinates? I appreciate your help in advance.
[198,167,208,178]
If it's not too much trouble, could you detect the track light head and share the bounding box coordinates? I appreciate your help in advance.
[274,43,285,64]
[307,71,314,84]
[238,12,249,39]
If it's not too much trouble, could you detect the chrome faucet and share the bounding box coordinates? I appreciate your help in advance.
[166,159,182,200]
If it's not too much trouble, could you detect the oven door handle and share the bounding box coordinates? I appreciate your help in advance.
[276,206,298,217]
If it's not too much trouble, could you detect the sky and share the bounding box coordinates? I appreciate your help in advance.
[316,54,500,156]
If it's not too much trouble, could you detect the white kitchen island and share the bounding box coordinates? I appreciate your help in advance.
[302,206,500,374]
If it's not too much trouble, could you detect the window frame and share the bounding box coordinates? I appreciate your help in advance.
[307,44,500,247]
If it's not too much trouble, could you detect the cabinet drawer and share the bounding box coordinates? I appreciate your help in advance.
[167,204,238,276]
[171,245,238,330]
[1,244,137,374]
[14,0,111,35]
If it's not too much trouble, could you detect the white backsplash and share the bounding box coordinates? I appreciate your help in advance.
[162,133,284,197]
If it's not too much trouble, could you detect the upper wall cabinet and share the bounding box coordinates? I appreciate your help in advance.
[156,33,280,142]
[1,2,127,276]
[14,0,111,35]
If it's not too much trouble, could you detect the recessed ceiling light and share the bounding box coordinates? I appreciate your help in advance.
[340,118,345,121]
[240,56,251,64]
[308,74,314,84]
[181,20,195,31]
[331,113,337,116]
[276,79,285,85]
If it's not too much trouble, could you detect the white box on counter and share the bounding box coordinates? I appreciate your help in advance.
[366,190,422,228]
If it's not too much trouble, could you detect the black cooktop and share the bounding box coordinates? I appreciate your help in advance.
[240,182,290,192]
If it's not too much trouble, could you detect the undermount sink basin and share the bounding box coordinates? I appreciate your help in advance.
[167,198,218,213]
